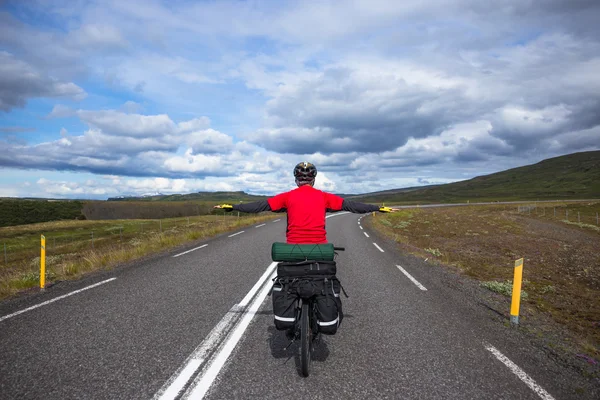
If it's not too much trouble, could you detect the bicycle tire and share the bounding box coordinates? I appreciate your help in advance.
[300,302,311,377]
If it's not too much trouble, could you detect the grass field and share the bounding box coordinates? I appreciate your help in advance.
[371,201,600,361]
[0,213,277,300]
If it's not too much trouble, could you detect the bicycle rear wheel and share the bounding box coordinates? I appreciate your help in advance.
[300,302,311,377]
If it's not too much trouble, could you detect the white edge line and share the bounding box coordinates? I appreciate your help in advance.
[173,244,208,258]
[272,219,281,222]
[184,269,277,399]
[485,344,555,400]
[396,265,427,291]
[373,243,385,252]
[227,231,245,238]
[0,278,117,322]
[360,226,363,230]
[255,224,266,228]
[364,232,370,237]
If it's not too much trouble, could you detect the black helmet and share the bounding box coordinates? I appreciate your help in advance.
[293,162,317,186]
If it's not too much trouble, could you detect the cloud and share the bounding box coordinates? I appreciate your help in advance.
[0,52,86,112]
[47,104,76,118]
[187,129,234,154]
[177,117,211,132]
[77,110,177,137]
[120,101,143,114]
[245,32,600,159]
[0,108,285,179]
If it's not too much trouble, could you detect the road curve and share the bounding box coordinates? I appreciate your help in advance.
[0,213,597,399]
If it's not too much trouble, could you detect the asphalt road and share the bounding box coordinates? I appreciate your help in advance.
[0,212,598,399]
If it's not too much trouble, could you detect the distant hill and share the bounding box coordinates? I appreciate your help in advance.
[351,151,600,204]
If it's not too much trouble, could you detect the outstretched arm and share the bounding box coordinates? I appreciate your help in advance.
[341,200,399,213]
[214,200,272,213]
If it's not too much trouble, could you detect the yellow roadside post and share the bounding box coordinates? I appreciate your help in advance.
[40,235,46,289]
[510,258,524,325]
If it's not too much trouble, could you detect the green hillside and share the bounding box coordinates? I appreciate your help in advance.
[352,151,600,204]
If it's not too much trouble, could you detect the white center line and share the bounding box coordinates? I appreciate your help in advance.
[183,268,277,399]
[238,262,277,307]
[154,262,277,400]
[373,243,385,252]
[364,232,370,238]
[485,344,555,400]
[0,278,116,322]
[326,211,350,219]
[228,231,244,238]
[173,244,208,257]
[255,224,266,228]
[396,265,427,291]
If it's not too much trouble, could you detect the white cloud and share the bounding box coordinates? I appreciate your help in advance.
[0,52,86,112]
[47,104,76,118]
[177,117,211,132]
[163,150,223,174]
[120,101,143,114]
[77,110,177,137]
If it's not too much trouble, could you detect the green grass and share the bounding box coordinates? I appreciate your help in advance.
[0,213,276,300]
[481,281,528,299]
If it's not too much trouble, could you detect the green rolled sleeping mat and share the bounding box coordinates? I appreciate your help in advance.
[271,242,335,262]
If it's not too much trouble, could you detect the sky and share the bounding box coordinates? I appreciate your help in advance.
[1,0,599,199]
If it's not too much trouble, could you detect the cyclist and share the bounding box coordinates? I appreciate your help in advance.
[214,161,398,243]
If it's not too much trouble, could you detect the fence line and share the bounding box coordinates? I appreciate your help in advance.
[516,204,599,226]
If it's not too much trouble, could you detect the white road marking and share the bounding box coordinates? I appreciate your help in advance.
[184,269,277,399]
[255,224,266,228]
[373,243,385,252]
[173,244,208,258]
[364,232,370,238]
[485,344,555,400]
[228,231,245,238]
[154,262,277,400]
[0,278,116,322]
[326,211,350,218]
[396,265,427,291]
[154,308,239,400]
[360,226,363,230]
[272,219,281,222]
[238,262,277,307]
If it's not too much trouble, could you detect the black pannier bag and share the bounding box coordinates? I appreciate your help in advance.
[271,279,296,331]
[314,277,343,335]
[270,260,345,335]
